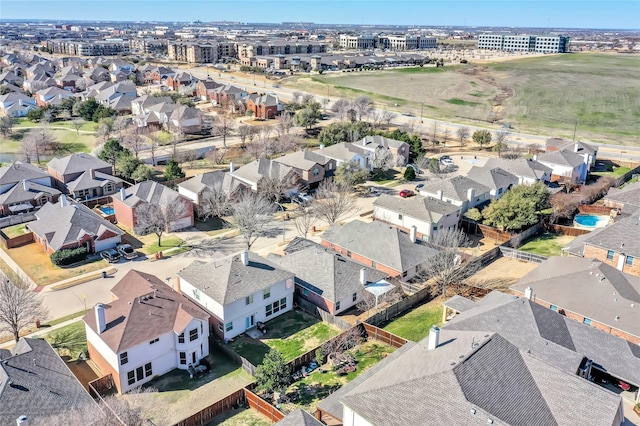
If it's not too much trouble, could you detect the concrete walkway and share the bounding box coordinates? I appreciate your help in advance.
[0,317,84,349]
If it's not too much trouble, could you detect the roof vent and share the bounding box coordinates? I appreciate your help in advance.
[615,316,620,321]
[470,408,476,415]
[487,419,493,425]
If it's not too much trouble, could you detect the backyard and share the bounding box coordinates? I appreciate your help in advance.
[0,223,29,238]
[382,299,443,342]
[207,408,271,426]
[227,310,340,365]
[518,233,576,257]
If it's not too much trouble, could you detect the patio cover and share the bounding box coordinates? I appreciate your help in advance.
[364,280,395,298]
[8,203,33,213]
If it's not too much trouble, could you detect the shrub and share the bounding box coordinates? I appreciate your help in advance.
[404,166,416,181]
[51,246,88,266]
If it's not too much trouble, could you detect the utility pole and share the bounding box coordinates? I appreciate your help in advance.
[572,118,578,141]
[420,102,424,123]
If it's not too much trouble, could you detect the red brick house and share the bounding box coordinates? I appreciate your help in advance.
[245,94,284,120]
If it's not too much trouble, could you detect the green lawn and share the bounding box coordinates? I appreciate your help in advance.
[0,127,96,156]
[141,236,185,255]
[1,223,30,238]
[208,408,271,426]
[44,320,87,360]
[518,233,576,257]
[227,311,340,365]
[383,300,442,342]
[591,166,632,178]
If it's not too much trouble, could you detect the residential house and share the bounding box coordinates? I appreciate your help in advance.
[321,220,439,279]
[48,153,114,192]
[314,142,369,171]
[176,170,244,216]
[275,409,323,426]
[603,181,640,211]
[197,79,223,102]
[108,59,135,74]
[484,157,552,185]
[466,166,519,199]
[317,326,624,426]
[0,161,60,215]
[166,71,196,92]
[372,194,460,241]
[441,291,640,405]
[269,237,388,314]
[211,84,249,108]
[167,105,203,134]
[546,138,598,170]
[245,94,285,120]
[25,63,53,79]
[230,158,300,193]
[55,73,82,91]
[511,256,640,344]
[131,94,174,116]
[66,169,124,201]
[537,149,589,184]
[358,135,410,166]
[565,211,640,277]
[0,338,98,425]
[109,70,130,83]
[0,92,36,117]
[0,70,23,87]
[34,86,75,107]
[93,82,137,108]
[83,66,110,83]
[22,73,55,93]
[29,196,123,254]
[178,251,295,340]
[83,270,210,393]
[112,181,194,233]
[147,66,176,85]
[418,175,492,214]
[273,149,336,188]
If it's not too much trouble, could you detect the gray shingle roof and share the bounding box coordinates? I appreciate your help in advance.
[445,291,640,387]
[268,238,387,303]
[0,338,98,425]
[231,158,295,188]
[120,180,183,207]
[0,162,50,186]
[0,180,60,205]
[443,294,477,313]
[537,150,585,168]
[314,142,366,163]
[420,175,491,202]
[47,153,111,177]
[583,210,640,259]
[273,150,328,171]
[322,220,439,273]
[373,194,460,224]
[466,166,519,191]
[546,138,598,156]
[178,170,229,194]
[275,408,323,426]
[604,181,640,208]
[28,197,123,251]
[66,170,123,193]
[178,251,293,305]
[361,135,408,150]
[511,256,640,340]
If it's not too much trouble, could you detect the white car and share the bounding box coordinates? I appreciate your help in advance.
[117,244,138,260]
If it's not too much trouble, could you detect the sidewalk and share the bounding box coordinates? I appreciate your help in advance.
[0,317,84,349]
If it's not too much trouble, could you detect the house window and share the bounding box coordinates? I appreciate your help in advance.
[583,318,592,326]
[346,251,352,258]
[193,288,200,300]
[498,188,503,194]
[149,338,159,345]
[77,189,90,198]
[136,366,144,381]
[120,352,128,365]
[245,294,253,305]
[218,323,223,332]
[352,293,357,302]
[178,333,185,344]
[626,256,634,266]
[263,288,270,299]
[607,250,614,260]
[398,214,403,220]
[433,225,438,231]
[281,297,287,310]
[402,271,408,278]
[302,288,309,296]
[179,352,186,365]
[550,305,558,312]
[104,183,114,194]
[225,322,233,332]
[127,370,135,385]
[144,362,153,377]
[189,328,198,342]
[313,168,320,177]
[336,301,341,311]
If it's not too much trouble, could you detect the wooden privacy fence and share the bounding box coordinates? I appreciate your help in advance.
[211,339,258,376]
[245,386,286,423]
[362,323,407,348]
[0,231,34,249]
[542,223,592,237]
[294,295,352,330]
[499,247,548,264]
[0,213,36,228]
[174,387,246,426]
[578,205,614,215]
[87,374,115,398]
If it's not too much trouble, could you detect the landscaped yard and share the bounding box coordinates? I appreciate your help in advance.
[119,227,186,255]
[43,320,87,360]
[518,233,576,257]
[207,408,271,426]
[0,243,108,286]
[383,299,442,342]
[227,311,340,365]
[0,223,30,238]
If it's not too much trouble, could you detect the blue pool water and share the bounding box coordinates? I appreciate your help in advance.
[574,214,609,228]
[99,206,115,215]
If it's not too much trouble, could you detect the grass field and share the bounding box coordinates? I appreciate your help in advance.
[1,223,29,238]
[0,127,96,156]
[383,300,442,342]
[518,233,576,257]
[284,53,640,145]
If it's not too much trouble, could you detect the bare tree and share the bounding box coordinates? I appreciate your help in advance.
[312,180,357,225]
[371,147,395,173]
[113,116,131,139]
[205,145,227,165]
[145,132,161,166]
[0,116,13,138]
[121,126,144,159]
[441,128,450,147]
[213,111,235,148]
[331,99,351,121]
[199,181,233,220]
[356,285,402,316]
[321,326,362,360]
[399,121,418,135]
[169,128,185,158]
[21,126,57,163]
[381,110,395,129]
[259,172,300,203]
[96,117,114,142]
[237,124,256,148]
[352,96,374,121]
[293,205,317,239]
[275,113,293,138]
[456,126,470,148]
[301,93,315,106]
[0,272,48,342]
[419,228,480,296]
[232,192,276,250]
[292,91,302,104]
[71,118,85,136]
[276,133,303,154]
[134,201,188,247]
[502,143,525,160]
[430,121,440,147]
[493,130,510,159]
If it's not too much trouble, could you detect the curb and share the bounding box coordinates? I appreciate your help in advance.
[51,267,117,291]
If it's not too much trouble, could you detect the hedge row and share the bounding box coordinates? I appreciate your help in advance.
[51,246,88,266]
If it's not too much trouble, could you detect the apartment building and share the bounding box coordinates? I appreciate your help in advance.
[45,39,130,56]
[478,34,570,53]
[129,37,167,54]
[339,34,437,50]
[237,41,327,58]
[168,42,217,63]
[339,34,377,50]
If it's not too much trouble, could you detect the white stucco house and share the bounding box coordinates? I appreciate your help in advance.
[314,142,370,171]
[419,176,491,214]
[83,270,210,394]
[178,251,295,340]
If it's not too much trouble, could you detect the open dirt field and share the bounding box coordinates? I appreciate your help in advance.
[465,257,541,292]
[285,53,640,145]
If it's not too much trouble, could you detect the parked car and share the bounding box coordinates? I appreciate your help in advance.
[117,244,138,260]
[415,183,425,191]
[439,156,453,165]
[399,189,415,198]
[100,249,120,263]
[407,164,423,174]
[296,193,313,204]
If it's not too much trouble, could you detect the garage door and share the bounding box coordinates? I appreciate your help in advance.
[95,236,122,253]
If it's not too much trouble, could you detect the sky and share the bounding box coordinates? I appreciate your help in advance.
[1,1,638,30]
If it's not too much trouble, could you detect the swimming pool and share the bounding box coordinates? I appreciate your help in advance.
[99,206,115,215]
[574,214,609,228]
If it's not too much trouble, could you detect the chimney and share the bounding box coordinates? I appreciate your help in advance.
[362,137,366,146]
[319,144,325,149]
[436,189,443,200]
[427,325,440,350]
[467,188,475,202]
[409,225,417,243]
[22,180,29,191]
[59,195,68,207]
[229,162,235,173]
[359,268,367,285]
[89,168,96,179]
[119,187,126,201]
[95,304,106,334]
[574,143,579,153]
[16,416,28,426]
[241,250,249,266]
[533,154,538,161]
[524,286,533,300]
